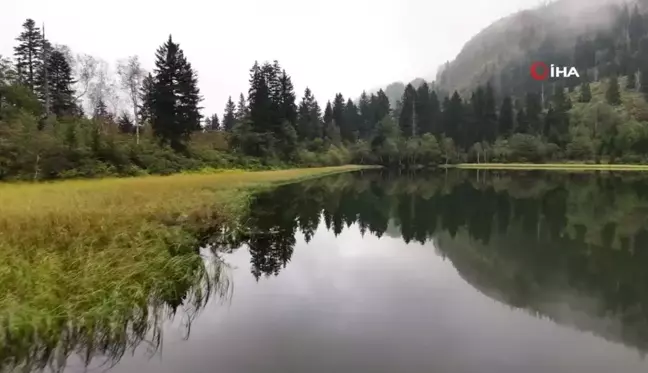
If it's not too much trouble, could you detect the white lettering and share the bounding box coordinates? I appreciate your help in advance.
[566,67,580,78]
[551,64,555,77]
[554,66,568,77]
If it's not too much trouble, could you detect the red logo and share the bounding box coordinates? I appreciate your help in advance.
[530,62,549,81]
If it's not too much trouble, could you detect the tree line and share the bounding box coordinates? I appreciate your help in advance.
[6,6,648,180]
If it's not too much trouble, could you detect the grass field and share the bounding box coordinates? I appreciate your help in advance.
[448,163,648,171]
[0,165,364,367]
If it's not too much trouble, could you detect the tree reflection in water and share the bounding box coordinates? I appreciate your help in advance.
[8,169,648,371]
[208,169,648,353]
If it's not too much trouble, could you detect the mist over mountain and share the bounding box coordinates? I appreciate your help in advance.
[368,0,644,104]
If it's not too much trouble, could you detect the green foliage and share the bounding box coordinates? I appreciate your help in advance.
[579,81,592,102]
[606,75,622,106]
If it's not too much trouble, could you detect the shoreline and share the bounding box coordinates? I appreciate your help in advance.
[444,163,648,171]
[0,165,367,364]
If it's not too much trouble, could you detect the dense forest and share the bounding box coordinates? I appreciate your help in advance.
[5,2,648,179]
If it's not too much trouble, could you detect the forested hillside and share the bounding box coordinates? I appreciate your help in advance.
[5,1,648,180]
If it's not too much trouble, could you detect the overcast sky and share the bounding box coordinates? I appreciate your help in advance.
[2,0,541,117]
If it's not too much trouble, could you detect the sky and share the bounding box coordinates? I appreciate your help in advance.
[2,0,542,117]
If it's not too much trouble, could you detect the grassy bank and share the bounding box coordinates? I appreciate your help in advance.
[0,165,364,368]
[447,163,648,171]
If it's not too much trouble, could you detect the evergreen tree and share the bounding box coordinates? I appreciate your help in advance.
[278,69,297,127]
[579,81,592,102]
[308,96,323,139]
[468,87,485,145]
[498,96,514,137]
[372,89,391,124]
[118,112,134,133]
[641,65,648,96]
[139,73,155,125]
[358,91,372,139]
[93,98,110,121]
[211,113,220,131]
[150,35,202,150]
[236,93,249,121]
[297,87,321,140]
[525,92,543,134]
[323,101,333,125]
[483,82,498,142]
[14,19,42,93]
[333,94,350,141]
[627,71,637,90]
[415,82,432,134]
[444,92,464,146]
[247,61,273,155]
[343,99,360,142]
[429,90,441,136]
[606,75,621,105]
[222,96,236,132]
[398,83,416,137]
[548,86,571,145]
[38,49,75,117]
[516,107,529,134]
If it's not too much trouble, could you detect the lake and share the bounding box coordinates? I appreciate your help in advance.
[11,170,648,373]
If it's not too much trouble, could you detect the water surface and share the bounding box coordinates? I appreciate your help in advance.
[21,170,648,372]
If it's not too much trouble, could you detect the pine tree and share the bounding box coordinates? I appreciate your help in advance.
[278,69,297,126]
[641,65,648,96]
[14,19,43,93]
[93,98,110,120]
[415,82,432,134]
[297,87,316,140]
[150,35,202,150]
[549,86,571,145]
[468,87,485,145]
[516,107,529,134]
[498,96,514,137]
[222,96,236,132]
[606,75,621,105]
[139,73,155,126]
[235,93,249,121]
[308,96,323,139]
[525,92,543,134]
[580,81,592,102]
[627,72,637,90]
[444,92,464,146]
[343,99,360,142]
[38,49,75,117]
[429,90,441,136]
[358,91,372,139]
[483,82,498,142]
[209,113,220,131]
[247,61,275,156]
[333,93,350,141]
[399,84,417,137]
[323,101,333,125]
[118,112,134,133]
[372,89,391,124]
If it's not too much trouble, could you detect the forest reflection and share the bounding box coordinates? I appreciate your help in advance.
[208,169,648,353]
[10,169,648,372]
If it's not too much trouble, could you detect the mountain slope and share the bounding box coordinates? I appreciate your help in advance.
[436,0,627,97]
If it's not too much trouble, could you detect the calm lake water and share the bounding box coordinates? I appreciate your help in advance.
[22,170,648,372]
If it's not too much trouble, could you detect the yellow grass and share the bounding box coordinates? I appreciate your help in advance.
[0,165,364,364]
[448,163,648,171]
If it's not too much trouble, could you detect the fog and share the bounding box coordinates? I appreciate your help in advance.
[0,0,624,116]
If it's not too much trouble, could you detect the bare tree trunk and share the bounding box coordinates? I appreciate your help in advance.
[33,154,40,181]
